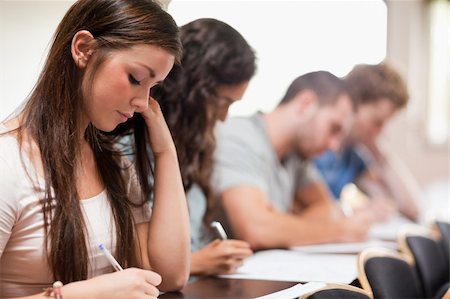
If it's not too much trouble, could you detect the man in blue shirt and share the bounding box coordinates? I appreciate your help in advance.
[315,63,419,221]
[315,147,367,200]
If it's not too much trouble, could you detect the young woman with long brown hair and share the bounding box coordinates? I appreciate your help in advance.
[0,0,189,298]
[152,18,256,276]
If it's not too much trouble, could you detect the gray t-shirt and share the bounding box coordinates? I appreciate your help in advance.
[213,113,321,214]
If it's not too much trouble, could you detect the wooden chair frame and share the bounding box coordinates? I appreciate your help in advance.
[301,282,372,299]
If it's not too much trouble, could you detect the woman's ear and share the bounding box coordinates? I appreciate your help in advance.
[71,30,95,69]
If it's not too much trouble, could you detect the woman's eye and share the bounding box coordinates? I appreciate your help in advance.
[128,74,141,85]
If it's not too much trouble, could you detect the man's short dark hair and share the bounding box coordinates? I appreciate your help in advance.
[279,71,349,107]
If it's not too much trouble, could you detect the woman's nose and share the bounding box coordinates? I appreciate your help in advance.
[132,89,150,113]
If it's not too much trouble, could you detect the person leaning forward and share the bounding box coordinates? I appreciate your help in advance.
[213,71,375,250]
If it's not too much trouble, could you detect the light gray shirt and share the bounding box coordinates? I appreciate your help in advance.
[213,113,321,214]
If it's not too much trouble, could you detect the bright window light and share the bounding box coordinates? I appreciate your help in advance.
[168,0,387,116]
[426,0,450,146]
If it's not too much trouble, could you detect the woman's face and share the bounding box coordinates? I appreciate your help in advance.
[83,44,175,132]
[213,81,249,122]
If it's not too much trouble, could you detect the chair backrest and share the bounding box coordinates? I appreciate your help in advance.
[435,221,450,268]
[302,283,371,299]
[358,248,424,298]
[399,228,449,298]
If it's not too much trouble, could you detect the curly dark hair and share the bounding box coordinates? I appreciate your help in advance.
[153,18,256,226]
[345,63,409,109]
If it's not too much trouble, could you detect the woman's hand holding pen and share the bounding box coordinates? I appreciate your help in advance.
[140,97,177,157]
[191,239,253,276]
[78,268,162,299]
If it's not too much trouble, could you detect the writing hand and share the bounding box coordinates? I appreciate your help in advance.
[191,239,253,276]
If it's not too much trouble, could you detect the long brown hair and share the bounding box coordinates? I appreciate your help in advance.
[15,0,181,283]
[153,18,256,227]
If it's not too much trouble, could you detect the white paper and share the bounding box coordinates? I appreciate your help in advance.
[290,239,397,254]
[220,249,358,284]
[369,216,413,241]
[254,281,326,299]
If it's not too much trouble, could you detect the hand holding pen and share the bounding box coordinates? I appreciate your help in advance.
[210,221,228,240]
[96,243,162,299]
[189,222,253,276]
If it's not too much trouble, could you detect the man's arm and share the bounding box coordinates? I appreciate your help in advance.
[356,142,420,221]
[221,185,371,250]
[292,182,337,220]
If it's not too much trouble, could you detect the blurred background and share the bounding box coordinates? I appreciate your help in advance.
[0,0,448,221]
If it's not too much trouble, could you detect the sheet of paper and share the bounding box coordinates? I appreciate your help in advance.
[290,239,397,254]
[220,249,358,284]
[369,216,414,241]
[254,282,326,299]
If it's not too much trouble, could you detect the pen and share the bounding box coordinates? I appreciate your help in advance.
[210,221,228,240]
[99,243,124,271]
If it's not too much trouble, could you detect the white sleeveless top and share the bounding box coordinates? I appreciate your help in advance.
[0,125,150,298]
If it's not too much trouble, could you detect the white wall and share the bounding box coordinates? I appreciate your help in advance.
[1,0,446,196]
[0,1,74,120]
[384,0,449,189]
[0,0,386,120]
[168,0,387,116]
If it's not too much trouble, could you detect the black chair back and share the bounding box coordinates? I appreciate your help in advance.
[405,235,448,298]
[302,283,371,299]
[358,248,424,299]
[436,221,450,273]
[306,289,370,299]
